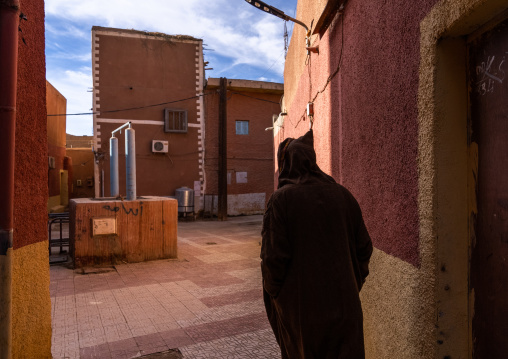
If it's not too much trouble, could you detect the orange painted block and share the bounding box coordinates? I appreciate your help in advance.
[69,196,178,268]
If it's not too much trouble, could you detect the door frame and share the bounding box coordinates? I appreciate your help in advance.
[418,1,508,357]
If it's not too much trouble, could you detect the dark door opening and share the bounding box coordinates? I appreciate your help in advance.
[468,16,508,358]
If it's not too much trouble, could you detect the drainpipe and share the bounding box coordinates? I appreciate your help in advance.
[0,0,20,356]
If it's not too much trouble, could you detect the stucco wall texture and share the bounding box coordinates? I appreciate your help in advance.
[284,0,439,267]
[283,0,508,357]
[282,0,440,357]
[12,0,52,357]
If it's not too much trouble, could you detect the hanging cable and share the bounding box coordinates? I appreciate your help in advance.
[284,20,289,59]
[295,11,345,128]
[47,93,211,117]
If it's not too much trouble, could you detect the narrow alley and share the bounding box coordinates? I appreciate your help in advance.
[50,216,278,359]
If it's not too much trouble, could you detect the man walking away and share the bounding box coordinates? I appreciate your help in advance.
[261,130,373,359]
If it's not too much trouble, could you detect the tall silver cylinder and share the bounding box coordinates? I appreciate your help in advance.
[125,128,136,200]
[110,137,119,197]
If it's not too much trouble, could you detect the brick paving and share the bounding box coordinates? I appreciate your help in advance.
[50,215,280,359]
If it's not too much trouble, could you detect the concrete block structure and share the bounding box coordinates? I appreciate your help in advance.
[280,0,508,357]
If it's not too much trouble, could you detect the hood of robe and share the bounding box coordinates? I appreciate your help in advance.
[277,130,336,189]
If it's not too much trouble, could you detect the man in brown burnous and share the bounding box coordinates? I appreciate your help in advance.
[261,130,373,359]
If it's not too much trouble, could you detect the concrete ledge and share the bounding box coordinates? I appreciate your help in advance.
[207,78,283,94]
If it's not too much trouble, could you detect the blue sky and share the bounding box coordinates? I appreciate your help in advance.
[45,0,297,135]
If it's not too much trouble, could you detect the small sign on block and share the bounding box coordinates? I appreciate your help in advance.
[92,217,117,236]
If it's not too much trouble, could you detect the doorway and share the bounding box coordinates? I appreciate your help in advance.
[468,16,508,358]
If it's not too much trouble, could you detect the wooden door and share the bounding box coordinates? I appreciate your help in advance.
[468,17,508,358]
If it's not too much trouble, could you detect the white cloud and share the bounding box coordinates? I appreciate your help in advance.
[45,0,297,134]
[45,0,291,74]
[46,22,89,40]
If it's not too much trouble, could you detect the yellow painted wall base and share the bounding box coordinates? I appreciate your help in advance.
[361,248,435,358]
[12,240,52,358]
[0,249,12,358]
[47,195,61,213]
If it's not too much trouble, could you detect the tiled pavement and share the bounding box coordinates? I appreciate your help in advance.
[50,215,280,359]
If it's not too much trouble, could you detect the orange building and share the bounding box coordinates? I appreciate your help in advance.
[46,80,70,212]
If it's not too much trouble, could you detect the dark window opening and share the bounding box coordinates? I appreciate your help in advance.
[165,109,188,133]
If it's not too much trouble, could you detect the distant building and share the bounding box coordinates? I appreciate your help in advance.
[91,26,283,215]
[66,135,95,199]
[204,78,282,215]
[46,80,70,212]
[66,134,93,148]
[91,26,205,205]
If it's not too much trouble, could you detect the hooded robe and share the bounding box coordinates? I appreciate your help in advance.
[261,130,373,359]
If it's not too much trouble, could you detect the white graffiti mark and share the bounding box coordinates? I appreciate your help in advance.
[476,55,506,96]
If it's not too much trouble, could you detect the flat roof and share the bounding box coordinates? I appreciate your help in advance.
[207,78,283,94]
[92,26,202,42]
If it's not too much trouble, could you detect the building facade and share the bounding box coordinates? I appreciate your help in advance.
[280,0,508,357]
[92,27,205,203]
[47,80,70,212]
[204,78,282,215]
[92,27,283,215]
[65,134,95,199]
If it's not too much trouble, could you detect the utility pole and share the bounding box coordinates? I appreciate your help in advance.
[218,77,228,221]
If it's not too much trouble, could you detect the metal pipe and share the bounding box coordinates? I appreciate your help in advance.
[0,0,20,356]
[101,169,104,197]
[111,121,131,136]
[110,137,119,197]
[125,128,136,200]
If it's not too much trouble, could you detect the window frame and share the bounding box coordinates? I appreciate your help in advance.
[235,120,249,135]
[164,108,188,133]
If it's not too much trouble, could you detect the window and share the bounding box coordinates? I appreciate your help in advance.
[164,109,187,133]
[236,120,249,135]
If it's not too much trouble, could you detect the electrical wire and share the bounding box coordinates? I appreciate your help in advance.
[228,91,280,104]
[47,93,211,117]
[294,10,345,128]
[48,89,281,117]
[258,49,286,80]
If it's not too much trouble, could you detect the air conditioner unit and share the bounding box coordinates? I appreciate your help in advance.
[48,156,56,169]
[152,140,168,153]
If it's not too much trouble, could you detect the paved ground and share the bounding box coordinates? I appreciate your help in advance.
[50,215,280,359]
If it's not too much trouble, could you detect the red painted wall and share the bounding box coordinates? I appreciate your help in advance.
[14,0,47,249]
[283,0,439,266]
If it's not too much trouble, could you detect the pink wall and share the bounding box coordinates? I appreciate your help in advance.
[283,0,439,267]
